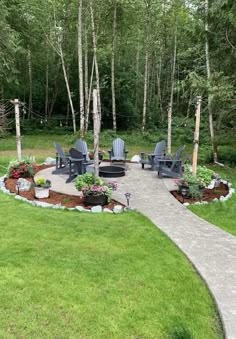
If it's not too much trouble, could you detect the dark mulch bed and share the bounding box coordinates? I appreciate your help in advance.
[4,165,124,210]
[171,182,229,204]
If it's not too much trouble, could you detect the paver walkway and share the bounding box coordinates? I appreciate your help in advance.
[38,163,236,339]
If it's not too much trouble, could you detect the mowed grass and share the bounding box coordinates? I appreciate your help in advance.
[189,165,236,236]
[0,133,192,159]
[0,194,222,338]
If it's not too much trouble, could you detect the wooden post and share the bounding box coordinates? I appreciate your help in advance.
[192,96,202,176]
[167,103,172,154]
[93,89,100,177]
[13,99,22,161]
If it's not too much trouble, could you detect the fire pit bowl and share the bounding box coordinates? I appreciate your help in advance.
[99,166,125,178]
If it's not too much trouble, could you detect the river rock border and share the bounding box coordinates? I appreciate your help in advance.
[0,176,128,214]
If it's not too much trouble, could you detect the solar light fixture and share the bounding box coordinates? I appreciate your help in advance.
[16,181,21,195]
[125,192,131,209]
[181,186,188,203]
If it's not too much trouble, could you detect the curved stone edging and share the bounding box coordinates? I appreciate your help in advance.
[0,176,126,214]
[183,180,235,206]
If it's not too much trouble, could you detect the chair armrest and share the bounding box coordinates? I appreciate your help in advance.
[69,157,84,162]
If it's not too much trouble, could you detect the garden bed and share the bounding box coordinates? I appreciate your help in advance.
[171,182,229,204]
[4,165,124,210]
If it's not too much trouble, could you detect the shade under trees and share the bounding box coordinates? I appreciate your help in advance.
[0,0,235,154]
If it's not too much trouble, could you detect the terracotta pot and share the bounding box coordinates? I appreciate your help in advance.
[34,187,50,199]
[83,194,107,206]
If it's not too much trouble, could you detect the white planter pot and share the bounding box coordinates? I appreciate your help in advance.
[34,187,50,198]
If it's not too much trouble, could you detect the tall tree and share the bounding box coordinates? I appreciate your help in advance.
[111,0,117,131]
[89,0,101,125]
[78,0,85,136]
[167,25,177,154]
[205,0,218,162]
[142,0,151,131]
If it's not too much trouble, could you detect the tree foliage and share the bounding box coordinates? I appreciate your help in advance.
[0,0,235,141]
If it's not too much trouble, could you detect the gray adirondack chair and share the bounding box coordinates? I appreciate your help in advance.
[157,145,185,178]
[52,142,70,174]
[140,140,166,170]
[66,148,86,183]
[75,139,94,164]
[108,138,128,164]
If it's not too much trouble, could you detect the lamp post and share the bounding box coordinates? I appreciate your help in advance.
[16,181,21,195]
[125,192,131,210]
[181,186,188,203]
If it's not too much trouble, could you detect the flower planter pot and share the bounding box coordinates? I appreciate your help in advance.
[34,187,50,199]
[83,194,107,206]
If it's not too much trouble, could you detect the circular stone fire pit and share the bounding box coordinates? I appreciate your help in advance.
[99,166,125,178]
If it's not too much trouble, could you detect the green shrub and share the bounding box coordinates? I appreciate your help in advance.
[198,145,213,164]
[196,165,214,186]
[218,145,236,166]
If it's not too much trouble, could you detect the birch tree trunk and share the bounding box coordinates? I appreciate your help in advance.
[84,28,89,129]
[60,45,77,134]
[142,50,148,131]
[205,0,218,162]
[111,0,117,131]
[156,55,163,121]
[78,0,85,136]
[28,47,32,119]
[89,0,101,126]
[93,89,100,177]
[167,26,177,154]
[142,1,150,132]
[85,57,95,131]
[135,38,140,114]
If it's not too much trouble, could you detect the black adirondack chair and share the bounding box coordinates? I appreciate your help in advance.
[66,148,86,183]
[108,138,128,164]
[156,145,185,178]
[140,140,166,170]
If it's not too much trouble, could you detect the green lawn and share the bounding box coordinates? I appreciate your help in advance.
[0,193,222,338]
[189,165,236,236]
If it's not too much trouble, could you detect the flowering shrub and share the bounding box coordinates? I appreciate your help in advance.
[75,173,117,202]
[7,157,38,179]
[33,177,51,188]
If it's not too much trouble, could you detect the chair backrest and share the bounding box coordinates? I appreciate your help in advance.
[169,145,185,170]
[172,145,185,160]
[69,148,84,174]
[54,142,68,166]
[112,138,125,158]
[75,139,89,161]
[69,147,84,160]
[154,140,166,156]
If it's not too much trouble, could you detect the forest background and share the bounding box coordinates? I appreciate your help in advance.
[0,0,235,163]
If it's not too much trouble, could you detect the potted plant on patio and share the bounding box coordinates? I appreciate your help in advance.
[33,177,51,198]
[75,173,117,206]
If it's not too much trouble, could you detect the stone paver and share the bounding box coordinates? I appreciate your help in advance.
[38,163,236,339]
